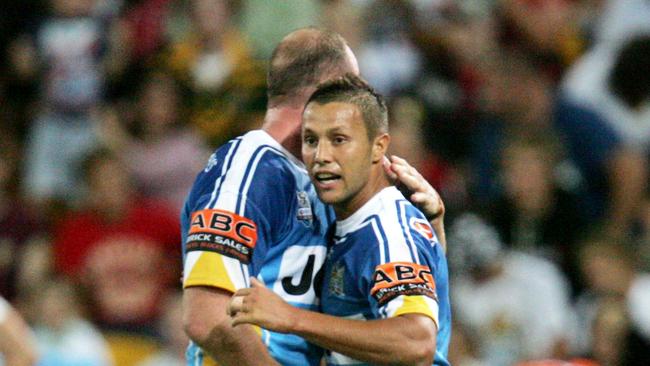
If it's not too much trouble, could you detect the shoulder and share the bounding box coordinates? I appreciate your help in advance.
[189,131,298,203]
[207,130,296,184]
[370,187,436,263]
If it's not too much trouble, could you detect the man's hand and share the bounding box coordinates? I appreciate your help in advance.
[383,155,444,221]
[228,277,296,333]
[384,155,447,252]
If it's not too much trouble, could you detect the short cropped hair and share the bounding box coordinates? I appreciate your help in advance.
[609,35,650,109]
[267,28,352,106]
[306,73,388,139]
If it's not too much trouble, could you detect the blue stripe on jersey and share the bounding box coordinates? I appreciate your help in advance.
[395,200,417,263]
[235,145,285,215]
[207,137,242,209]
[240,262,249,287]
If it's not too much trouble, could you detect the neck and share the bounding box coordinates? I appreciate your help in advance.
[262,106,304,157]
[335,167,391,220]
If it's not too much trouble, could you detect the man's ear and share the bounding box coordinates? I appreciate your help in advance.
[372,133,390,163]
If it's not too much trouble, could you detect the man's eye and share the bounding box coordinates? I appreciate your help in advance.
[333,136,346,144]
[304,137,317,145]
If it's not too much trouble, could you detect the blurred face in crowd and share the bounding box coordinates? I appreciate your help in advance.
[141,75,179,135]
[192,0,229,37]
[480,56,551,126]
[51,0,94,17]
[501,142,553,215]
[38,281,78,330]
[579,242,634,296]
[302,101,388,219]
[388,96,425,162]
[87,156,132,216]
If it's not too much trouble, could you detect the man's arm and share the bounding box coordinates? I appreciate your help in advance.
[384,155,447,252]
[229,278,436,366]
[183,286,280,366]
[606,147,648,238]
[0,297,39,366]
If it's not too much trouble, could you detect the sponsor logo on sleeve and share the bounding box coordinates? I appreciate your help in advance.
[410,217,434,241]
[370,262,437,306]
[185,209,258,264]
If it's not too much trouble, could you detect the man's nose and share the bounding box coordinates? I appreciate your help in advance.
[314,141,333,163]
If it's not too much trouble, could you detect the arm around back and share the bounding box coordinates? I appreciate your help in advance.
[229,278,436,366]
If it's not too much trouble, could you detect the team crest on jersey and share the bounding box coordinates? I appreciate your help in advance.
[296,191,313,227]
[328,262,345,297]
[204,152,218,172]
[410,217,434,242]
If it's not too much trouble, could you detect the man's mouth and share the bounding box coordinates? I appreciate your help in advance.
[314,172,342,184]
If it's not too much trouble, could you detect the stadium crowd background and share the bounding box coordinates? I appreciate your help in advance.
[0,0,649,365]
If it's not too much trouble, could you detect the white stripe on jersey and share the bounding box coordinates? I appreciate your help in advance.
[335,187,422,265]
[378,194,417,264]
[329,351,362,365]
[210,131,288,215]
[182,251,200,283]
[370,219,386,264]
[237,146,282,214]
[398,200,420,265]
[207,138,241,209]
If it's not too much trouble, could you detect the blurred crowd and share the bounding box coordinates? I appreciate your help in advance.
[0,0,649,365]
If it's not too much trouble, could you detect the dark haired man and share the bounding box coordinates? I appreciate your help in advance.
[228,75,451,366]
[181,29,445,366]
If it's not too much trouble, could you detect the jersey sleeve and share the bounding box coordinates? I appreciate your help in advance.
[181,148,293,293]
[365,216,441,328]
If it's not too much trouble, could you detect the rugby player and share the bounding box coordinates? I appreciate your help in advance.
[228,75,451,366]
[182,28,444,366]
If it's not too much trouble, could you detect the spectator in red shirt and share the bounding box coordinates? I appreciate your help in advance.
[53,148,180,334]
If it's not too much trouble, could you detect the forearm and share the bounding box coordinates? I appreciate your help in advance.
[184,287,279,366]
[607,148,647,236]
[290,310,435,366]
[200,322,278,366]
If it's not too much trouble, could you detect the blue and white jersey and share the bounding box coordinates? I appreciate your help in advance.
[321,186,451,366]
[181,130,334,366]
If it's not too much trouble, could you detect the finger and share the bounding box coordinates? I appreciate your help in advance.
[396,170,422,190]
[391,155,426,181]
[234,288,252,296]
[232,313,253,327]
[383,156,397,180]
[228,295,245,316]
[410,191,430,204]
[250,277,263,287]
[390,155,409,166]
